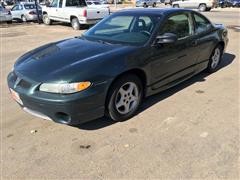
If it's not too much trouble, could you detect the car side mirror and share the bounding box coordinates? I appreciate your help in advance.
[155,33,177,44]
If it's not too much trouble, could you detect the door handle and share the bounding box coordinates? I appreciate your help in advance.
[97,11,100,13]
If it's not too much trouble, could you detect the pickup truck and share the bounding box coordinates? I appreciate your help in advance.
[172,0,216,11]
[42,0,110,30]
[136,0,157,7]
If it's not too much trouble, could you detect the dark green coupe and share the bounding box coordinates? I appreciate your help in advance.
[7,8,228,125]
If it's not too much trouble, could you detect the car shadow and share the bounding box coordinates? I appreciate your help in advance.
[76,53,235,130]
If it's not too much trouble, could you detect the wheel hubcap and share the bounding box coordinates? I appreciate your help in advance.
[200,5,205,11]
[211,48,221,69]
[22,16,26,22]
[115,82,139,115]
[44,16,49,24]
[72,21,78,29]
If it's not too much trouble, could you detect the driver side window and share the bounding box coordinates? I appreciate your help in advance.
[160,13,192,39]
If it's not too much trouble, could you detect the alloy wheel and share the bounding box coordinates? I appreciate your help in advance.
[211,47,221,69]
[22,15,27,22]
[115,82,139,115]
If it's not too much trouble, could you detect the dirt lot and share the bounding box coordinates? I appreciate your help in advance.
[1,8,240,179]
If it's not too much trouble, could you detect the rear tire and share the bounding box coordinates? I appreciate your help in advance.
[152,2,156,7]
[106,74,143,122]
[71,18,80,30]
[206,45,223,73]
[43,14,52,25]
[199,4,207,11]
[6,21,12,24]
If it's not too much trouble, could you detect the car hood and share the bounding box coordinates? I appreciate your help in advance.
[14,37,132,82]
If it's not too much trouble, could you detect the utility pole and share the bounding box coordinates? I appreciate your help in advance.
[34,0,41,24]
[114,0,117,9]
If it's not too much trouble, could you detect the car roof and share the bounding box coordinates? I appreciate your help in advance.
[115,8,193,16]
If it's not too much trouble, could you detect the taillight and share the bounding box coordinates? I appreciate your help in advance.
[29,11,36,15]
[83,9,87,17]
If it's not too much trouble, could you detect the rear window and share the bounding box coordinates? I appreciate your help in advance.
[24,4,41,9]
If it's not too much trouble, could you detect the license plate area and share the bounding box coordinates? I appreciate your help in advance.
[10,88,23,105]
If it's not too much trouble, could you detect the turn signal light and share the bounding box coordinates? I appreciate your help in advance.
[76,82,91,91]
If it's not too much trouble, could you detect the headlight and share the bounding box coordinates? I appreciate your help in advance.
[39,82,91,94]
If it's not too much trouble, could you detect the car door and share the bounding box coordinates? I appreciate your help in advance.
[191,12,216,71]
[188,0,199,8]
[179,0,192,8]
[57,0,67,21]
[150,12,199,90]
[11,5,22,19]
[47,0,59,20]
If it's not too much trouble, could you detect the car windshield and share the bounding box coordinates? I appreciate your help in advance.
[24,4,41,9]
[84,14,159,46]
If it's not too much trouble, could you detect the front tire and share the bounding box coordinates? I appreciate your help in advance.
[152,2,156,7]
[43,14,52,25]
[207,45,223,73]
[106,74,143,122]
[71,18,80,30]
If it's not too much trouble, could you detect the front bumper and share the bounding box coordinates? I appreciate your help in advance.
[7,71,108,125]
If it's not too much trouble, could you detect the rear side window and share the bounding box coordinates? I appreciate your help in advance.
[193,13,212,34]
[66,0,86,7]
[160,14,192,39]
[24,4,39,9]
